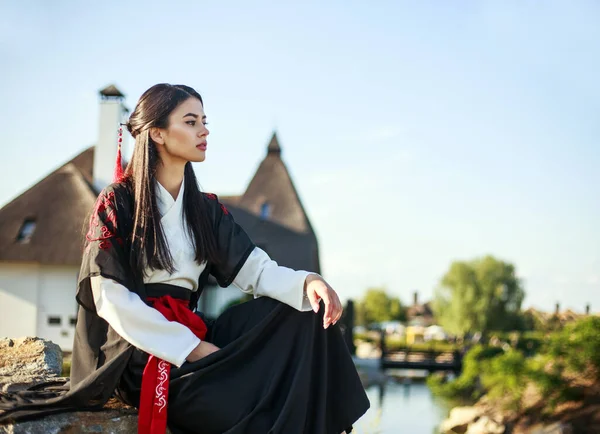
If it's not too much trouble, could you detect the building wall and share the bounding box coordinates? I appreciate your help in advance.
[0,263,40,339]
[0,263,78,351]
[0,262,245,349]
[36,266,79,351]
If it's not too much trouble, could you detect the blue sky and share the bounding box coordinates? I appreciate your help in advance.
[1,1,599,312]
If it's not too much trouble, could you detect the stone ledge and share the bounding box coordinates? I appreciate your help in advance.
[1,398,174,434]
[0,337,172,433]
[0,337,62,393]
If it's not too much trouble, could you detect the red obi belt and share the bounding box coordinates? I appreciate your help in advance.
[138,295,207,434]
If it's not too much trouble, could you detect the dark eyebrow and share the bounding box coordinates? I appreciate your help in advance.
[183,113,207,119]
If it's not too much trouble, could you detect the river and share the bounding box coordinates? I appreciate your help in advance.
[352,377,450,434]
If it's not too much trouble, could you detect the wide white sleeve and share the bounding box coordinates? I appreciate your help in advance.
[232,247,316,312]
[90,275,201,368]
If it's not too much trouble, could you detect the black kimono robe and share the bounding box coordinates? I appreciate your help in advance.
[0,181,370,434]
[0,181,254,421]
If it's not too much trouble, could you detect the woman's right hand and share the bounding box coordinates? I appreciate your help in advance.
[186,340,220,363]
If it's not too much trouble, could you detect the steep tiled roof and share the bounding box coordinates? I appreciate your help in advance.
[0,132,320,272]
[237,132,314,234]
[0,147,97,265]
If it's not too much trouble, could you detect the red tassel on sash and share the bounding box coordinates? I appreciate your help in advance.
[138,296,207,434]
[113,144,124,182]
[113,125,125,183]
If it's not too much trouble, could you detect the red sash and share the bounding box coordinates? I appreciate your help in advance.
[138,295,207,434]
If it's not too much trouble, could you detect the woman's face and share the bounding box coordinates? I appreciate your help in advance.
[153,97,210,165]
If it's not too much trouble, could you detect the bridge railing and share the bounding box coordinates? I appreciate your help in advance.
[379,329,463,373]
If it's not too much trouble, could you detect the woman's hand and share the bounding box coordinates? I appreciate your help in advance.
[186,340,220,363]
[305,274,343,329]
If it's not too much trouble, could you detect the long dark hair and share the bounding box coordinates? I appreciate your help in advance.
[123,83,219,276]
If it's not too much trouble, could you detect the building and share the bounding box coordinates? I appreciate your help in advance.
[424,325,447,342]
[0,84,320,350]
[406,291,434,327]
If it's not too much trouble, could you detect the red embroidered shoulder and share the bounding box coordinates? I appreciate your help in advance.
[86,191,124,250]
[204,192,229,215]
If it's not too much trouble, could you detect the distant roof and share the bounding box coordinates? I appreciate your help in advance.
[223,204,319,273]
[407,302,433,319]
[219,195,242,207]
[0,148,97,265]
[267,131,281,155]
[99,84,125,98]
[0,132,320,271]
[219,132,319,271]
[236,132,315,234]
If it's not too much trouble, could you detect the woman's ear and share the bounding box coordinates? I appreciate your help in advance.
[150,127,165,145]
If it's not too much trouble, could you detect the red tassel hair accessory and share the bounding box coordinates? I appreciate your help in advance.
[113,123,125,182]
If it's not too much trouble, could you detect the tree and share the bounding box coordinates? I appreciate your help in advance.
[432,255,525,337]
[359,287,406,325]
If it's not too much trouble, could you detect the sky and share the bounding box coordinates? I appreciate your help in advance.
[1,1,599,313]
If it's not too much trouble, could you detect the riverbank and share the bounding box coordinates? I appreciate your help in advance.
[432,316,600,433]
[440,369,600,434]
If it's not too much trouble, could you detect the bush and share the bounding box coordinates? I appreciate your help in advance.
[428,317,600,413]
[427,345,503,402]
[525,354,567,412]
[547,316,600,380]
[515,335,544,356]
[480,349,528,411]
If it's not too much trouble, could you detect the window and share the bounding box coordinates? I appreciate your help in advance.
[260,202,271,220]
[48,316,61,325]
[69,317,77,326]
[16,218,36,243]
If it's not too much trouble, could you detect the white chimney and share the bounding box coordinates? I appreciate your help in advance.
[94,84,128,192]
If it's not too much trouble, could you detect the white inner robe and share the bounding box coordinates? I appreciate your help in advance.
[91,178,313,367]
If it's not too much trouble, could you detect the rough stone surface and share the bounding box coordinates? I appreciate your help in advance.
[439,406,484,434]
[0,338,169,434]
[465,415,505,434]
[1,409,134,434]
[0,400,174,434]
[528,422,574,434]
[0,338,62,392]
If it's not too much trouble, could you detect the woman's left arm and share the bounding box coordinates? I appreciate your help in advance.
[233,247,344,329]
[206,192,343,329]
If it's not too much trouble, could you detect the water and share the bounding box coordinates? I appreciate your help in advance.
[352,379,450,434]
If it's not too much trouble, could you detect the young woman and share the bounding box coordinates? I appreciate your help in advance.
[0,84,369,434]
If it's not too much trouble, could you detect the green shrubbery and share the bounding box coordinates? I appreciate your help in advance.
[427,316,600,412]
[427,345,503,402]
[547,316,600,380]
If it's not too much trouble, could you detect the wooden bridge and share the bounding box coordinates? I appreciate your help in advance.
[379,330,463,373]
[340,301,463,374]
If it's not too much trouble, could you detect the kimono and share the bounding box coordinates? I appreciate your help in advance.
[0,179,370,434]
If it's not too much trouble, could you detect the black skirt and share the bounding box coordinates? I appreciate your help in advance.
[116,296,370,434]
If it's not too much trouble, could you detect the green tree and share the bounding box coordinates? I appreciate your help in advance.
[360,287,406,325]
[354,301,367,326]
[432,255,525,337]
